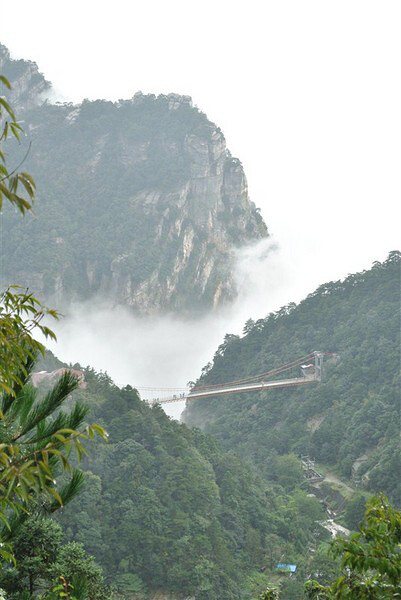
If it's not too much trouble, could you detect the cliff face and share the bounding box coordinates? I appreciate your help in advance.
[0,44,49,109]
[0,46,267,314]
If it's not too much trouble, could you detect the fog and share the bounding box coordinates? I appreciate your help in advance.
[44,239,391,419]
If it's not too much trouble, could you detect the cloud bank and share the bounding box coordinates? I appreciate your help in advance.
[44,238,390,420]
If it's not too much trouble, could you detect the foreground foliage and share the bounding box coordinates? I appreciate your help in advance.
[0,358,107,535]
[0,74,57,396]
[0,74,35,214]
[0,287,59,396]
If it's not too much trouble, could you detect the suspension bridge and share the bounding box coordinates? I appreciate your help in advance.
[138,351,325,405]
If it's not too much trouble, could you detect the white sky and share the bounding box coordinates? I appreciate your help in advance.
[3,1,401,418]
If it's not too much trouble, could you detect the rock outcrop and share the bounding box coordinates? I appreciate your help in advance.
[0,44,267,314]
[0,44,49,109]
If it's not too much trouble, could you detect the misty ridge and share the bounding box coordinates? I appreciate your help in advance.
[0,42,268,316]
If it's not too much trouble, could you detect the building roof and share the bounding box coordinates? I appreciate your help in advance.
[276,563,297,573]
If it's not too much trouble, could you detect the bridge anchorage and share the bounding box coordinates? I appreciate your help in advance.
[141,351,325,406]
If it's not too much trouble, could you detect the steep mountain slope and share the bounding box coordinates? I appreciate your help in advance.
[0,44,267,314]
[29,358,328,599]
[0,43,49,109]
[183,252,401,504]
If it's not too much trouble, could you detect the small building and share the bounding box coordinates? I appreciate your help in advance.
[300,363,315,379]
[276,564,297,576]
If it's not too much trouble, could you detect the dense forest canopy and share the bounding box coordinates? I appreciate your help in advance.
[184,252,401,505]
[25,358,329,599]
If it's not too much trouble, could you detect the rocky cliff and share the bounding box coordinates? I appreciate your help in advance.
[0,45,267,314]
[0,44,49,109]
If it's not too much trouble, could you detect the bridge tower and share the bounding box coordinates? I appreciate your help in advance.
[314,351,324,381]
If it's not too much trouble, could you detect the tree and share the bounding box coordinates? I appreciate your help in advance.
[53,542,108,600]
[0,518,62,596]
[307,544,340,586]
[0,517,109,599]
[0,286,59,396]
[243,319,255,335]
[264,533,287,570]
[0,358,107,545]
[344,493,366,531]
[270,454,304,490]
[259,587,279,600]
[0,73,57,396]
[0,75,35,214]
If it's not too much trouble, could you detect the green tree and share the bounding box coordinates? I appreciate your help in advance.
[0,73,58,395]
[307,544,340,586]
[270,454,304,490]
[344,493,366,531]
[0,74,58,397]
[53,542,108,600]
[0,286,59,393]
[0,518,62,596]
[0,75,35,214]
[0,74,54,391]
[259,587,279,600]
[0,358,106,543]
[0,517,108,599]
[113,573,146,597]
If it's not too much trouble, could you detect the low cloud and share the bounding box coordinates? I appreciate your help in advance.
[43,238,336,419]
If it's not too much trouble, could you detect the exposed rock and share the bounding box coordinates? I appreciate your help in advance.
[351,452,370,476]
[31,368,86,389]
[0,44,49,109]
[0,44,268,315]
[306,414,325,433]
[320,518,350,538]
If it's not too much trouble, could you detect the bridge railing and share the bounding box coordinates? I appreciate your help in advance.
[143,352,325,404]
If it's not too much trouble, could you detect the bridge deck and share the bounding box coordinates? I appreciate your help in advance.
[150,376,318,404]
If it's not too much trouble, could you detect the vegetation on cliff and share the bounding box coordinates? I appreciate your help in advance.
[184,252,401,505]
[0,43,267,314]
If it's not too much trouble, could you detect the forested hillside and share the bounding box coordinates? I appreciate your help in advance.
[30,359,328,599]
[0,43,267,314]
[184,252,401,505]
